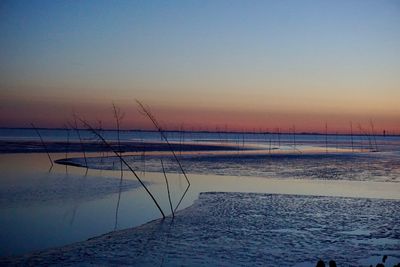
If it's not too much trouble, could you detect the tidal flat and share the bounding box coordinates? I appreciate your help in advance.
[1,130,399,266]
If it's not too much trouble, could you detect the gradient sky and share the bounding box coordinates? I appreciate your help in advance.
[1,0,399,133]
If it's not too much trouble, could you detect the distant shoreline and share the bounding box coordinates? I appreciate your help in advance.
[1,127,399,137]
[0,140,240,154]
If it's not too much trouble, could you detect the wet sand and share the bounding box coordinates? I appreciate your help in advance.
[2,192,399,266]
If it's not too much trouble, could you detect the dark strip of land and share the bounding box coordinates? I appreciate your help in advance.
[0,140,239,154]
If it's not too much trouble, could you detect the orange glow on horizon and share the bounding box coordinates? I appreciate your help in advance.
[1,94,399,135]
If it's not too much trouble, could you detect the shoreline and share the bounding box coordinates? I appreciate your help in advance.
[2,127,399,137]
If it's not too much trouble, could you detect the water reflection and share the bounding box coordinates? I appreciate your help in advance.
[114,169,124,231]
[0,153,155,256]
[1,152,400,257]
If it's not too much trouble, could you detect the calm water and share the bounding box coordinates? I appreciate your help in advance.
[0,129,400,257]
[1,128,399,149]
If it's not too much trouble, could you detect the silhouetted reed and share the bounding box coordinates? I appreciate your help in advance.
[141,133,146,176]
[335,131,339,151]
[136,100,190,212]
[161,159,174,217]
[31,123,53,168]
[179,124,184,156]
[291,125,302,154]
[349,121,354,153]
[293,125,296,151]
[358,124,374,152]
[325,123,328,154]
[277,127,281,148]
[70,115,88,168]
[268,137,272,154]
[97,120,105,165]
[79,118,166,219]
[114,169,124,230]
[369,119,379,151]
[112,103,125,175]
[64,124,70,174]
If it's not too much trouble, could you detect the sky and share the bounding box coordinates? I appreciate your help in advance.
[0,0,399,133]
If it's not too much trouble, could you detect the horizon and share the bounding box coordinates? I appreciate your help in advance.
[1,1,399,133]
[1,125,399,136]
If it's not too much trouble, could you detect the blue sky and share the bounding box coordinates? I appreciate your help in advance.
[1,0,399,131]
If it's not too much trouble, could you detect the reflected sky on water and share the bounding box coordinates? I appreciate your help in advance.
[1,151,400,257]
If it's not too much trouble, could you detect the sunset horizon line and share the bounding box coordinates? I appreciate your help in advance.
[1,125,399,136]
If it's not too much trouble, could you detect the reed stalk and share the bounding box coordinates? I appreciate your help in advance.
[80,118,166,218]
[64,125,70,173]
[358,124,373,152]
[325,123,328,154]
[161,159,174,217]
[114,170,123,230]
[278,128,281,148]
[350,121,354,153]
[112,103,125,175]
[71,116,88,168]
[97,120,105,165]
[369,119,378,152]
[136,100,190,212]
[31,123,53,167]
